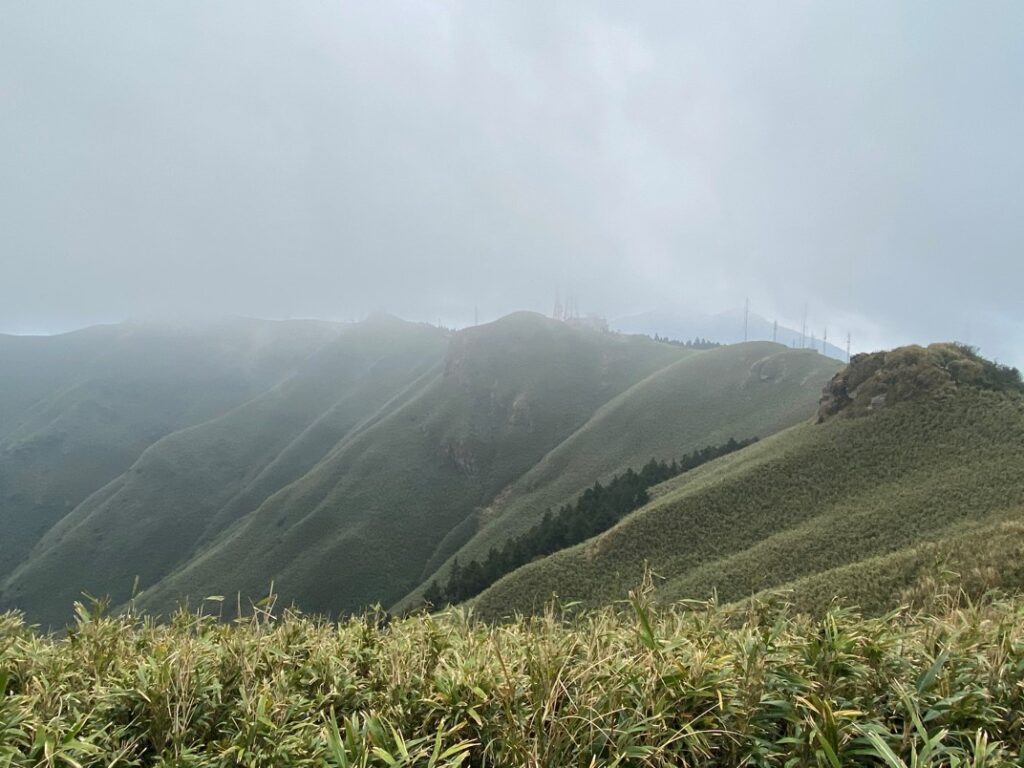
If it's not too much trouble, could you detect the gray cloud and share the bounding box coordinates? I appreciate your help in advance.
[1,2,1022,363]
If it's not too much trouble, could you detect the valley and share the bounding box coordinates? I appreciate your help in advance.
[1,312,843,625]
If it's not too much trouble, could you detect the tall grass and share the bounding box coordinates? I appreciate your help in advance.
[2,583,1023,766]
[473,385,1024,619]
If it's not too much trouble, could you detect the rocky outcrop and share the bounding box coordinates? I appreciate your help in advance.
[817,342,1021,422]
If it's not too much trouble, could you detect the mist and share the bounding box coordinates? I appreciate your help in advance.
[1,2,1021,364]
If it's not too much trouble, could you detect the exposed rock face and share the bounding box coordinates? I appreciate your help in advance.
[748,353,787,384]
[447,438,479,475]
[817,342,1022,422]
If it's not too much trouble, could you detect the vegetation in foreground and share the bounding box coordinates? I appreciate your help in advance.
[2,584,1024,767]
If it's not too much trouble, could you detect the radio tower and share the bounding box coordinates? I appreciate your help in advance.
[743,298,749,342]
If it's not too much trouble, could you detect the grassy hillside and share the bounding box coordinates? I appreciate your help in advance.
[398,342,838,611]
[473,343,1024,619]
[0,325,115,441]
[0,319,340,580]
[745,516,1024,615]
[2,589,1023,766]
[0,317,448,627]
[128,313,687,621]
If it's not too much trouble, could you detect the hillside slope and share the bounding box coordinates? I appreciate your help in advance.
[0,319,340,579]
[397,342,838,611]
[0,317,449,626]
[0,313,848,627]
[128,313,688,620]
[473,343,1024,618]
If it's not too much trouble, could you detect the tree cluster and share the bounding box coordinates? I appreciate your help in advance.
[652,334,722,349]
[423,436,757,607]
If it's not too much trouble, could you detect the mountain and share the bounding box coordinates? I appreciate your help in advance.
[472,343,1024,618]
[124,313,690,620]
[614,307,848,360]
[394,340,838,612]
[0,315,451,625]
[0,312,837,626]
[0,318,341,580]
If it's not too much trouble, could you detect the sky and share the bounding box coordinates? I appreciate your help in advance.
[1,2,1022,364]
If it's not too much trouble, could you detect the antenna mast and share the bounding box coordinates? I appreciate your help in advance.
[743,297,749,342]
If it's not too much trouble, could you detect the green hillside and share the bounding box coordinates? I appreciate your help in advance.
[473,343,1024,618]
[0,319,340,580]
[397,342,838,611]
[0,317,449,626]
[128,313,688,621]
[0,312,841,627]
[745,517,1024,615]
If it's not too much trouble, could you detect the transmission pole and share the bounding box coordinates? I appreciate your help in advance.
[743,297,749,342]
[846,332,851,362]
[772,319,777,343]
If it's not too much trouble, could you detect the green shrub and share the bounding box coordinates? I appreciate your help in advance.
[2,586,1023,766]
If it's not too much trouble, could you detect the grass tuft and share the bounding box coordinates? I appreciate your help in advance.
[2,585,1023,766]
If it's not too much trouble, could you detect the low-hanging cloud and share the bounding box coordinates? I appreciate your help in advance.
[1,1,1021,364]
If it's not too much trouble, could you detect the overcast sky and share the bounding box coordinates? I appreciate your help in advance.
[2,2,1022,363]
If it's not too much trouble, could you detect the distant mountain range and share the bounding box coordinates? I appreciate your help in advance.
[0,313,836,626]
[614,307,848,361]
[3,313,1020,629]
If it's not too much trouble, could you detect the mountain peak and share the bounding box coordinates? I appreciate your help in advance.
[818,342,1022,421]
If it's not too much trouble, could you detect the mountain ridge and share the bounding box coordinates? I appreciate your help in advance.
[471,343,1024,618]
[394,340,838,612]
[614,306,848,360]
[0,312,838,626]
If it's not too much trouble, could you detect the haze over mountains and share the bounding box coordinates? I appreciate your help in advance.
[1,312,842,626]
[614,307,848,360]
[0,319,341,577]
[3,4,1023,764]
[3,309,1021,630]
[5,3,1024,368]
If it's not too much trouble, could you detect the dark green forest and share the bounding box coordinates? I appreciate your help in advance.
[423,437,757,607]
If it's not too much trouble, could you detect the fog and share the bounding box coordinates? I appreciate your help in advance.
[2,2,1022,364]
